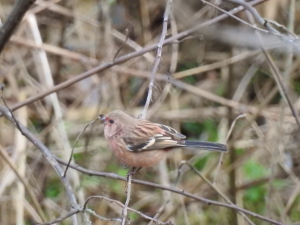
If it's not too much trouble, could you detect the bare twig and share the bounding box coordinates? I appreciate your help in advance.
[233,0,300,130]
[0,0,35,54]
[264,19,297,38]
[121,167,134,225]
[141,0,172,118]
[262,49,300,130]
[9,36,96,63]
[0,145,46,222]
[177,162,256,225]
[213,114,247,185]
[0,105,79,225]
[85,208,122,223]
[54,158,284,225]
[137,1,172,223]
[148,9,179,224]
[113,28,130,61]
[84,196,170,225]
[37,208,81,225]
[198,0,300,141]
[223,0,300,52]
[225,114,248,144]
[123,0,171,223]
[174,50,260,79]
[63,117,99,177]
[39,201,120,225]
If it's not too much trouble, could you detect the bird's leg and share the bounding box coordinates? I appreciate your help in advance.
[126,167,141,178]
[125,167,140,194]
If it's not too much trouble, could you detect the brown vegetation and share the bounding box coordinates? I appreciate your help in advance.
[0,0,300,224]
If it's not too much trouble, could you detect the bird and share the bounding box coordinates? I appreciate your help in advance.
[100,110,227,168]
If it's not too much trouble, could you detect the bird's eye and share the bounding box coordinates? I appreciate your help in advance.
[109,119,114,123]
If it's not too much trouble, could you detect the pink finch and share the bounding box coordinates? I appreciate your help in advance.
[100,110,227,168]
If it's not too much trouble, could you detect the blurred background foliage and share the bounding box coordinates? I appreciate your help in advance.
[1,0,300,224]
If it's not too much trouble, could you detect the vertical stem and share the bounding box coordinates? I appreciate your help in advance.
[121,168,134,225]
[227,51,238,225]
[141,0,172,119]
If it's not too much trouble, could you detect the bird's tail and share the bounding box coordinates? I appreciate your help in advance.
[183,140,227,152]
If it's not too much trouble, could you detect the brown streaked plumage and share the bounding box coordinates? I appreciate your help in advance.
[100,110,227,168]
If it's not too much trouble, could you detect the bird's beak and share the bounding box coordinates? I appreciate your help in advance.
[99,114,106,124]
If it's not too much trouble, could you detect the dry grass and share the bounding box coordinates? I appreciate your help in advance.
[1,0,300,224]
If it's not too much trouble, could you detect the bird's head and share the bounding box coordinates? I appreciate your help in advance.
[99,110,135,136]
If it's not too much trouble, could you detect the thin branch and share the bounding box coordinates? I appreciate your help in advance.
[213,114,247,185]
[113,28,130,61]
[123,0,171,223]
[54,158,284,225]
[0,105,79,225]
[0,145,46,222]
[111,66,299,125]
[198,0,300,56]
[114,66,251,111]
[121,168,134,225]
[84,196,170,225]
[197,0,300,144]
[225,114,247,143]
[0,0,35,54]
[63,117,99,177]
[38,208,81,225]
[148,10,179,224]
[223,0,300,52]
[231,0,300,130]
[141,0,172,119]
[177,162,256,225]
[174,50,260,79]
[262,48,300,130]
[132,1,172,223]
[264,19,297,38]
[85,208,122,223]
[10,36,96,63]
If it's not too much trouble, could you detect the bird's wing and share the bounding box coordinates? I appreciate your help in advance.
[123,120,185,152]
[154,123,186,140]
